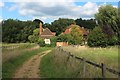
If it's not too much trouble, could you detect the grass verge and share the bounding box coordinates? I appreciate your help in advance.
[40,49,80,78]
[2,47,51,78]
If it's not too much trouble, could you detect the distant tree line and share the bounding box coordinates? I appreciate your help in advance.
[2,19,39,43]
[2,18,96,43]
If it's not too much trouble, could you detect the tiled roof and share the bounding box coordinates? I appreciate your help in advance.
[64,24,89,35]
[41,28,53,35]
[40,28,55,39]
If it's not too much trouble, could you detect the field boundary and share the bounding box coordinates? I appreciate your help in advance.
[56,46,120,78]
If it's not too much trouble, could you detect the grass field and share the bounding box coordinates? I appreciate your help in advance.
[2,43,52,78]
[2,43,38,63]
[40,46,119,78]
[62,46,119,71]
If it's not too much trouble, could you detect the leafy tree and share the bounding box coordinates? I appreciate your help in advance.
[28,28,45,46]
[70,25,83,44]
[28,28,39,43]
[51,18,75,35]
[43,23,52,30]
[95,5,119,38]
[37,38,45,47]
[50,37,58,47]
[75,18,96,29]
[87,26,108,47]
[57,25,83,45]
[2,19,38,43]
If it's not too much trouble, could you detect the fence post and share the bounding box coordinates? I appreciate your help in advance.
[82,58,86,78]
[101,63,106,78]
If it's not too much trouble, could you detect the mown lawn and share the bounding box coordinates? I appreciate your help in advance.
[2,43,52,78]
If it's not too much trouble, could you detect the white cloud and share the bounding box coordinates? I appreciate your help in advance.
[9,1,99,22]
[0,2,4,7]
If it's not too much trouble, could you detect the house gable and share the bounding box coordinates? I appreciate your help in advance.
[64,24,89,36]
[40,28,55,39]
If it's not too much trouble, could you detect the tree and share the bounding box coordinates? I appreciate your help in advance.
[28,28,39,43]
[75,18,96,29]
[2,19,38,43]
[70,25,83,44]
[51,18,75,35]
[28,28,45,46]
[95,5,119,38]
[87,26,108,47]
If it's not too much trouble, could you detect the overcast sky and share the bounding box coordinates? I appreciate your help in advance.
[0,0,119,23]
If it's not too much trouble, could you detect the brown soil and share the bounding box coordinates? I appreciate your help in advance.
[13,50,51,78]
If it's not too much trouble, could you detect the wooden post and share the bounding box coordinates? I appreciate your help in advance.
[101,63,106,78]
[82,58,86,78]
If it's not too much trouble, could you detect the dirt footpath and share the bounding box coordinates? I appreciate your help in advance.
[13,50,51,78]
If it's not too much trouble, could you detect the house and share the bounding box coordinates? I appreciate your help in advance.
[63,24,89,44]
[39,22,56,44]
[64,24,89,36]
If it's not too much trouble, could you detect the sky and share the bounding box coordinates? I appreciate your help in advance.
[0,0,119,23]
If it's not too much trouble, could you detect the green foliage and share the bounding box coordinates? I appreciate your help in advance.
[70,25,83,44]
[57,34,75,44]
[95,5,119,40]
[28,28,45,47]
[75,18,96,29]
[56,25,83,45]
[37,38,45,47]
[57,34,69,42]
[2,19,39,43]
[50,37,58,47]
[28,28,39,43]
[107,35,118,46]
[87,27,108,47]
[51,18,76,35]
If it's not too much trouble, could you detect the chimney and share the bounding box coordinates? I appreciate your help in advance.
[39,22,42,35]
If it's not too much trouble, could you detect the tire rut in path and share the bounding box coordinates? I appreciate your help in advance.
[13,50,51,78]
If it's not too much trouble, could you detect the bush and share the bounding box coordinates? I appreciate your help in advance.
[50,37,58,47]
[57,34,75,45]
[87,26,108,47]
[37,38,45,47]
[107,35,118,45]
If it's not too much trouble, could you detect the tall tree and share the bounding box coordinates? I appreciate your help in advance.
[75,18,96,29]
[95,5,119,37]
[2,19,38,43]
[51,18,75,35]
[70,25,83,44]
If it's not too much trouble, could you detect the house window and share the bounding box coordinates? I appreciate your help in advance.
[44,39,51,44]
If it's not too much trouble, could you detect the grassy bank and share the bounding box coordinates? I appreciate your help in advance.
[40,46,118,78]
[2,45,51,78]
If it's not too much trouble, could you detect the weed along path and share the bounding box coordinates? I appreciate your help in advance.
[13,50,51,78]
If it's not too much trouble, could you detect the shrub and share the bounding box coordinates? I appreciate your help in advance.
[49,37,58,47]
[107,35,118,45]
[87,26,108,47]
[37,38,45,47]
[57,34,75,45]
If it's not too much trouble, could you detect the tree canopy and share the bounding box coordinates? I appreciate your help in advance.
[75,18,97,29]
[2,19,39,43]
[95,5,119,36]
[50,18,76,35]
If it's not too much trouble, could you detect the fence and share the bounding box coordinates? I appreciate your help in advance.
[56,46,120,78]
